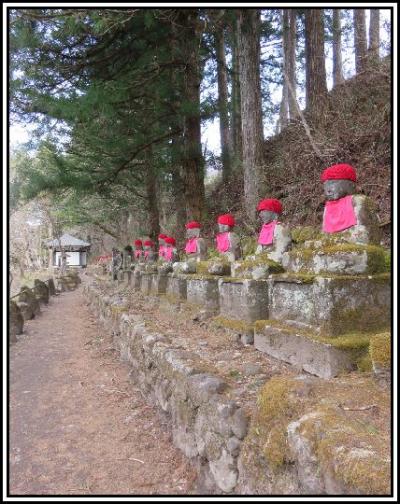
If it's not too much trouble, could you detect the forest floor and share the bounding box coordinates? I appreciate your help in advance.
[9,276,196,496]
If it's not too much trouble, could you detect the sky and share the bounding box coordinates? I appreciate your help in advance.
[9,8,392,157]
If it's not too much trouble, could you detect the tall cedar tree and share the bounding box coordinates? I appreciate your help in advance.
[236,9,264,223]
[332,9,345,87]
[354,9,368,74]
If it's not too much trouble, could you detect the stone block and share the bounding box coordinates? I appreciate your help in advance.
[16,286,40,319]
[254,323,357,379]
[186,277,220,313]
[33,279,50,304]
[140,272,153,295]
[10,301,24,342]
[218,278,269,323]
[133,270,141,290]
[166,274,187,300]
[46,278,56,295]
[270,274,390,336]
[282,244,387,276]
[150,273,168,295]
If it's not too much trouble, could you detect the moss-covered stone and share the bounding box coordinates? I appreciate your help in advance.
[233,253,284,279]
[212,316,254,334]
[291,226,321,244]
[241,236,258,256]
[369,332,391,369]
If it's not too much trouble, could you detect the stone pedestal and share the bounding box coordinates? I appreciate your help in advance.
[140,272,153,296]
[10,301,24,342]
[186,277,220,313]
[133,270,142,291]
[150,273,168,295]
[254,323,358,379]
[166,274,187,300]
[33,279,50,304]
[218,278,269,323]
[270,273,390,336]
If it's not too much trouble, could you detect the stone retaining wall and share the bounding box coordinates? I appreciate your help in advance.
[9,272,81,344]
[84,277,391,495]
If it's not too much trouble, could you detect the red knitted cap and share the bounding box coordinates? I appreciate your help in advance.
[143,240,154,247]
[134,239,142,246]
[158,234,168,240]
[185,221,201,229]
[164,236,176,245]
[321,164,357,182]
[257,198,283,214]
[217,214,235,227]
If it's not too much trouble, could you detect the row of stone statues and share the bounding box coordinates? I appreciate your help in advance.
[109,164,381,278]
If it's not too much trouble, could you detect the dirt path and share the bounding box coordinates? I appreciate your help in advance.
[9,277,196,496]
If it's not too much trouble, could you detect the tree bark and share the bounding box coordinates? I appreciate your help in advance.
[287,9,298,120]
[215,29,232,185]
[230,17,243,173]
[305,9,328,117]
[332,9,344,87]
[279,9,289,130]
[368,8,380,63]
[145,145,160,240]
[237,8,264,223]
[354,9,368,74]
[180,10,206,221]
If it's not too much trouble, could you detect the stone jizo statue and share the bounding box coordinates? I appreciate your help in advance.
[122,245,133,269]
[143,239,156,263]
[321,163,381,244]
[133,239,144,263]
[158,234,168,261]
[215,213,241,262]
[184,221,207,261]
[255,198,292,263]
[163,236,179,263]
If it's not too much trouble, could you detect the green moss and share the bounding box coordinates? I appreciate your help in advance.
[241,236,258,256]
[212,316,254,333]
[234,253,284,276]
[384,251,391,272]
[184,274,219,281]
[291,226,321,244]
[326,304,389,336]
[356,353,373,372]
[369,332,391,368]
[271,272,317,283]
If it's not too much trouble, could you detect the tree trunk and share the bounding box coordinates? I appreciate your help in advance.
[279,9,289,130]
[305,9,328,118]
[354,9,368,74]
[215,29,232,185]
[180,10,206,221]
[237,8,264,223]
[368,8,380,63]
[287,9,298,120]
[145,145,160,240]
[230,18,243,173]
[332,9,344,87]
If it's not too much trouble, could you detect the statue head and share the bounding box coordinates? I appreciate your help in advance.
[257,199,282,224]
[164,236,176,248]
[185,221,201,239]
[217,214,235,233]
[143,239,154,250]
[134,239,143,250]
[158,233,167,246]
[321,164,357,201]
[124,245,133,253]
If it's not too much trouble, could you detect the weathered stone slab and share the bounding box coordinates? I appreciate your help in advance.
[166,274,187,300]
[150,273,168,295]
[218,278,269,323]
[45,278,56,295]
[133,270,141,290]
[140,272,153,295]
[282,244,387,276]
[16,286,40,320]
[10,301,24,342]
[186,277,220,313]
[254,323,356,379]
[270,274,390,336]
[33,279,50,304]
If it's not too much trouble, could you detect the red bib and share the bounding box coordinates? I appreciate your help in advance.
[323,195,357,233]
[185,237,198,254]
[216,232,230,253]
[258,220,279,246]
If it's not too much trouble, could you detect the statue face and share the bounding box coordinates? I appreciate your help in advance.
[159,238,165,246]
[218,223,232,233]
[324,179,355,201]
[186,228,200,239]
[259,210,278,224]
